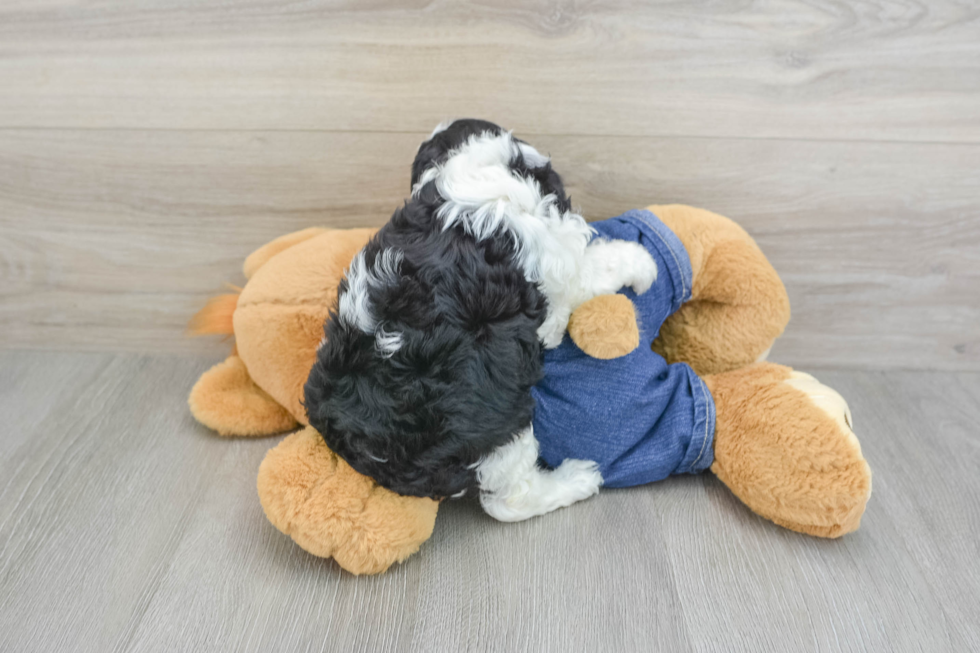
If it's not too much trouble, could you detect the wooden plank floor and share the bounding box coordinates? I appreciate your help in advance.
[2,2,979,651]
[1,351,978,652]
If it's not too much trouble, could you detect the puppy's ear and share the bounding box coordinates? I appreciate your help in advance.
[411,137,445,189]
[411,119,505,189]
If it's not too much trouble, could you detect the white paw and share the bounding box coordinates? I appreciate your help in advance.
[537,313,569,349]
[628,246,658,295]
[551,458,603,502]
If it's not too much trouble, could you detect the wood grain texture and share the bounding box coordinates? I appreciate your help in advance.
[0,1,978,366]
[2,129,977,368]
[0,0,978,142]
[1,353,978,652]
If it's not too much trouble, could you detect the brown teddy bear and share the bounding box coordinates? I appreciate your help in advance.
[189,204,871,575]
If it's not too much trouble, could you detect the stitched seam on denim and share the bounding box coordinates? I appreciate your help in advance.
[689,373,711,471]
[627,210,690,303]
[625,210,707,473]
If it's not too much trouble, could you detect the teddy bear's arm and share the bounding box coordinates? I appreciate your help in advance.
[649,205,791,377]
[567,294,641,359]
[188,352,299,436]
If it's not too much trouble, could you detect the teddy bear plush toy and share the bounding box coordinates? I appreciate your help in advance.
[189,204,872,575]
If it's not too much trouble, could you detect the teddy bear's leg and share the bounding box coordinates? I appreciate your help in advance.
[257,427,439,574]
[705,362,872,537]
[649,205,791,377]
[188,353,298,437]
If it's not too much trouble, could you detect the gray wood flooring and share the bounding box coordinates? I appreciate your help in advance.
[1,352,977,652]
[2,1,979,650]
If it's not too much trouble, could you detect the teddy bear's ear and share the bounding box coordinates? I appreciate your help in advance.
[568,294,641,360]
[243,227,331,279]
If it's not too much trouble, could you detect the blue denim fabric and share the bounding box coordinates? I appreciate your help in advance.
[531,209,716,487]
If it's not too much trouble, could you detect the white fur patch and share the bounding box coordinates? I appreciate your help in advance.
[338,248,404,333]
[375,325,403,358]
[476,426,602,522]
[413,127,658,348]
[517,142,550,168]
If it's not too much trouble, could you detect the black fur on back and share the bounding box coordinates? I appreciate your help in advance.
[304,119,569,499]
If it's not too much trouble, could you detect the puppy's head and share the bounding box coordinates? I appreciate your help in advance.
[412,119,571,213]
[304,212,545,501]
[306,302,543,501]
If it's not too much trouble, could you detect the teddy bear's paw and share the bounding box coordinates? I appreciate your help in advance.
[188,355,298,437]
[568,294,640,359]
[707,363,872,538]
[257,427,439,575]
[784,371,854,432]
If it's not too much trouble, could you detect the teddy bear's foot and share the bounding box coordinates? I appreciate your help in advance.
[705,363,872,538]
[257,427,439,575]
[188,354,298,437]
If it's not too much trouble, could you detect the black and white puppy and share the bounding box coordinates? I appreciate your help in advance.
[305,120,657,521]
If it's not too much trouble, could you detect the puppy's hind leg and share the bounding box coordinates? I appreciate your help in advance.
[476,426,602,522]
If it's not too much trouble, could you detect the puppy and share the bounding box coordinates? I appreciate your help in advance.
[305,119,657,520]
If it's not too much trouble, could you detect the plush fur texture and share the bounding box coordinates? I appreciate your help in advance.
[257,426,438,575]
[705,363,871,537]
[649,204,791,377]
[243,227,329,279]
[567,294,641,359]
[189,354,297,437]
[235,228,378,422]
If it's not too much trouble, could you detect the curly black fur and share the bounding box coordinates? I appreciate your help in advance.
[304,119,569,498]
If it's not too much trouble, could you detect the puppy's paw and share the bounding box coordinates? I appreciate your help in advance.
[584,239,658,296]
[626,244,658,295]
[537,313,570,349]
[552,458,603,502]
